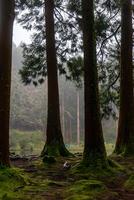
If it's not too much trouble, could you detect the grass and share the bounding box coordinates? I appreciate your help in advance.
[10,129,44,155]
[10,129,115,156]
[68,143,114,156]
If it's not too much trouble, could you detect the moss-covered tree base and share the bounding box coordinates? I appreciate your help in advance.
[70,154,125,179]
[0,161,10,168]
[41,141,72,161]
[114,143,134,157]
[81,151,108,170]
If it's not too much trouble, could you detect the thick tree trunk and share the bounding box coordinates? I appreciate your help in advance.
[41,0,70,157]
[82,0,106,166]
[114,0,134,155]
[0,0,15,166]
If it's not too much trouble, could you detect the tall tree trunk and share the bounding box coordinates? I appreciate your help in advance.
[41,0,70,157]
[0,0,15,166]
[82,0,106,166]
[114,0,134,155]
[61,92,65,139]
[77,90,80,145]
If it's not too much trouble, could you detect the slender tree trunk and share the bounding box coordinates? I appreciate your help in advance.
[41,0,70,157]
[61,92,65,139]
[0,0,15,166]
[67,118,70,144]
[69,117,72,144]
[82,0,106,166]
[115,0,134,155]
[77,90,80,145]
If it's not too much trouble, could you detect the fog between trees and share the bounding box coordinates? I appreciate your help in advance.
[10,43,116,154]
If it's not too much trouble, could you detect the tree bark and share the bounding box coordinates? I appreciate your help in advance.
[41,0,70,157]
[77,90,80,145]
[0,0,15,166]
[61,92,65,139]
[115,0,134,155]
[82,0,106,165]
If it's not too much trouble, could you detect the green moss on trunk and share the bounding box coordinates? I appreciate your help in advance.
[82,150,107,169]
[41,141,72,160]
[114,142,134,157]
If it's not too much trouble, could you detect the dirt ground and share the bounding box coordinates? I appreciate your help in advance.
[11,154,134,200]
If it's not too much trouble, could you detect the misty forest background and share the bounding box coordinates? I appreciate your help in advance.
[10,43,116,156]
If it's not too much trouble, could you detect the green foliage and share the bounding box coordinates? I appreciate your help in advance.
[99,45,120,119]
[67,56,83,88]
[19,43,46,86]
[16,0,82,86]
[67,0,82,16]
[16,0,121,119]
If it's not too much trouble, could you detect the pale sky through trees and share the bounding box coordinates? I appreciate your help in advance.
[13,21,31,46]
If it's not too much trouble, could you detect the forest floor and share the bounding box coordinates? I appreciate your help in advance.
[6,153,134,200]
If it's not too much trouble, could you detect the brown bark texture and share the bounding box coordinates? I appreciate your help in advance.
[82,0,106,165]
[0,0,15,166]
[115,0,134,155]
[42,0,70,157]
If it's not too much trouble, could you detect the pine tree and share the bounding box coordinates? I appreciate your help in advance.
[17,0,121,120]
[16,0,72,157]
[82,0,107,166]
[0,0,15,166]
[114,0,134,155]
[41,0,71,157]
